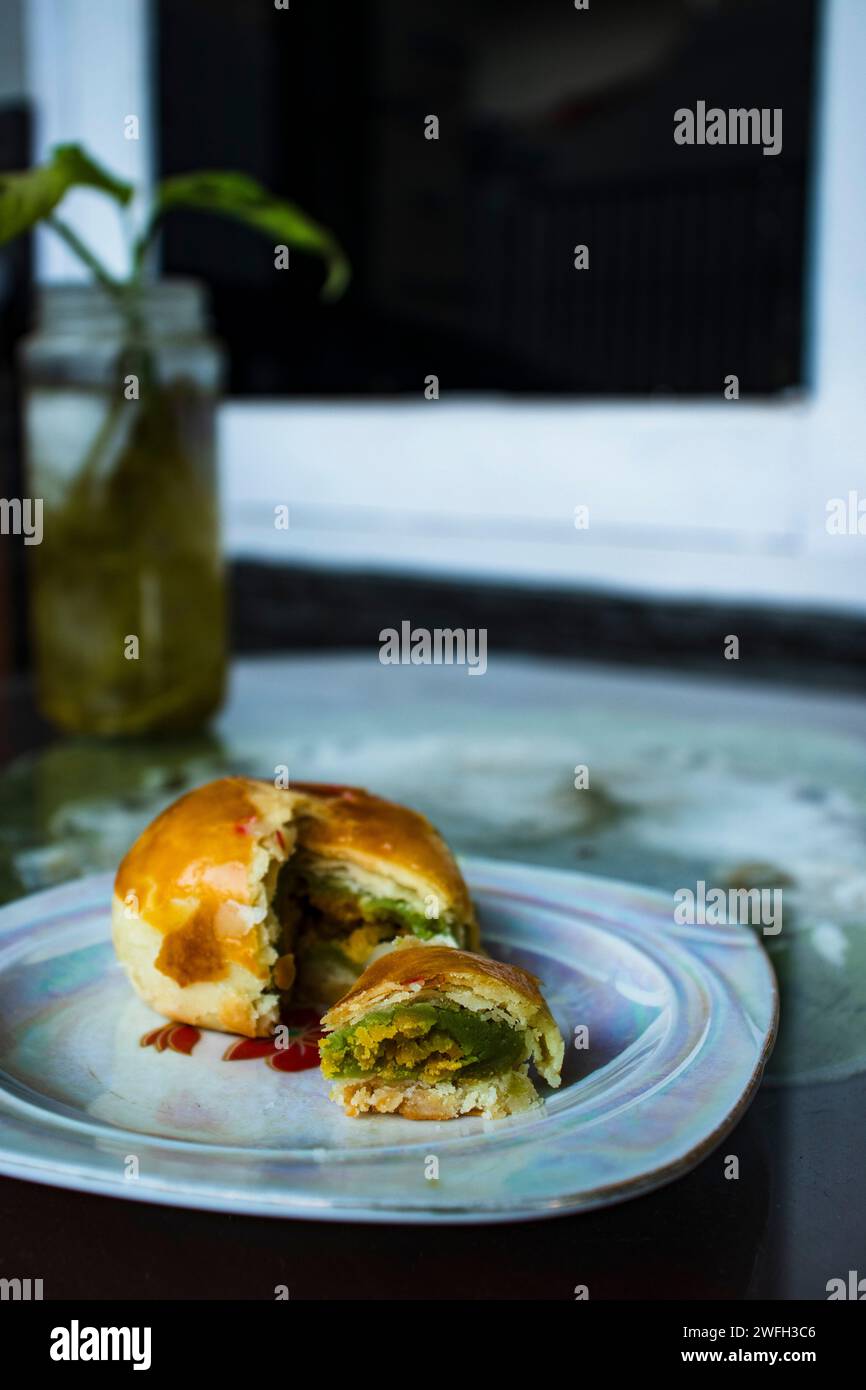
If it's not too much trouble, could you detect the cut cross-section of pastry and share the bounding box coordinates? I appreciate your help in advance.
[319,946,565,1119]
[112,777,479,1035]
[288,780,479,1004]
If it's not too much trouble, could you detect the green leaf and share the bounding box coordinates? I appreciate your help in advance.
[0,143,134,246]
[142,171,350,299]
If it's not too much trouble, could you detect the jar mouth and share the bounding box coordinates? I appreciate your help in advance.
[33,278,210,338]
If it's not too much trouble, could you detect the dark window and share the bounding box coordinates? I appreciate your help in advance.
[156,0,819,396]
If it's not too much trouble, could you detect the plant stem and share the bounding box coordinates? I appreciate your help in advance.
[46,215,129,298]
[45,212,158,508]
[47,211,150,343]
[131,214,158,279]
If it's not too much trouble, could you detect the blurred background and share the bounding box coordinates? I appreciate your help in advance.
[0,0,863,690]
[0,0,865,1302]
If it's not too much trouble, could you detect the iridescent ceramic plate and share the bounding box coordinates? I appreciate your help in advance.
[0,860,777,1224]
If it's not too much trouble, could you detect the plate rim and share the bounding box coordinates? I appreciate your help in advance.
[0,860,779,1223]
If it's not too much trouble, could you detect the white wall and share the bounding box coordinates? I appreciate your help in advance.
[23,0,152,281]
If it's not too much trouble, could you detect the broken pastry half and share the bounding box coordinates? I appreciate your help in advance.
[319,945,564,1120]
[112,777,479,1036]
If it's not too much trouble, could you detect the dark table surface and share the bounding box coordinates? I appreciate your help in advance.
[1,655,864,1300]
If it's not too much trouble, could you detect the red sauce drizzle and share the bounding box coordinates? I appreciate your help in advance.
[140,1023,202,1055]
[142,1009,323,1072]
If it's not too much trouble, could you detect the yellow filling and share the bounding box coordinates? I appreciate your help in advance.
[343,1012,465,1083]
[341,924,392,965]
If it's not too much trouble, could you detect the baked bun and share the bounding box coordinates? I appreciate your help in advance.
[112,778,479,1035]
[288,781,479,1004]
[320,945,564,1120]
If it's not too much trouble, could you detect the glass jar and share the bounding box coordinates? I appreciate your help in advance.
[21,280,227,735]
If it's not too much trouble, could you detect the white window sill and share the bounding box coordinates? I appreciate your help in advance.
[220,395,866,613]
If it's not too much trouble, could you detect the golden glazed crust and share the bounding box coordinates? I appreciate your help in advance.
[322,945,564,1091]
[115,777,301,983]
[109,899,284,1037]
[112,777,479,1036]
[323,945,546,1025]
[294,782,476,931]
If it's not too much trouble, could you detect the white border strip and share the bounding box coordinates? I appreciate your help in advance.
[23,0,152,282]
